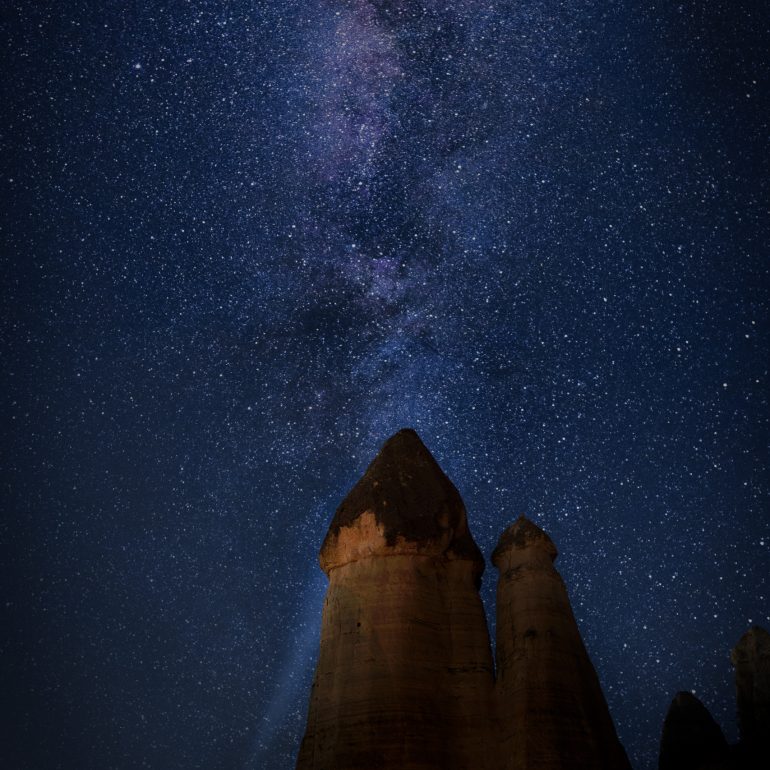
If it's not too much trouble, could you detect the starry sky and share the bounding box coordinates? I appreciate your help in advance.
[2,1,768,768]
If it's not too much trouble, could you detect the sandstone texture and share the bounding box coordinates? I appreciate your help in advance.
[492,516,631,770]
[658,691,729,770]
[296,430,630,770]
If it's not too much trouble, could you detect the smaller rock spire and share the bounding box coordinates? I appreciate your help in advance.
[493,514,631,770]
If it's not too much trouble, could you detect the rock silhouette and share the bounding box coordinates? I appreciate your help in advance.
[658,691,729,770]
[655,627,770,769]
[731,625,770,761]
[296,429,629,769]
[493,516,632,770]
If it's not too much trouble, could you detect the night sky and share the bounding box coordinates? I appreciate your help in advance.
[2,2,769,769]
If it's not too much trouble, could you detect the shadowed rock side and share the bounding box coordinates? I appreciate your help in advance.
[658,691,729,770]
[492,516,632,770]
[731,625,770,761]
[296,429,496,770]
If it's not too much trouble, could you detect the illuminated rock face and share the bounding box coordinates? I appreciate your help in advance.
[492,517,632,770]
[296,430,628,770]
[295,429,496,770]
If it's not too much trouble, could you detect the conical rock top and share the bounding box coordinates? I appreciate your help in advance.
[492,514,558,566]
[320,429,484,575]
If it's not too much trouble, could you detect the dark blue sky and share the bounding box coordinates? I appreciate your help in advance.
[2,2,768,768]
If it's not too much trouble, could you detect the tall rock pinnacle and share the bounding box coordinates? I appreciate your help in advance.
[296,429,495,770]
[492,515,632,770]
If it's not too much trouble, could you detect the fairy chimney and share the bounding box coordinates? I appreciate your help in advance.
[296,429,496,770]
[492,515,631,770]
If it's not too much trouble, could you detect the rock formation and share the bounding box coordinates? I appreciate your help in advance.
[492,516,632,770]
[658,691,729,770]
[296,429,629,770]
[731,625,770,759]
[295,429,496,770]
[655,627,770,769]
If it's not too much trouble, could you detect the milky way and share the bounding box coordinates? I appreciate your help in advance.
[3,2,769,769]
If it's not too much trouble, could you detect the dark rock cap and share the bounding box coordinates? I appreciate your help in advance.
[491,515,558,567]
[321,428,484,570]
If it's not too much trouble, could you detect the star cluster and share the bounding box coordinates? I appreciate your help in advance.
[2,2,768,769]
